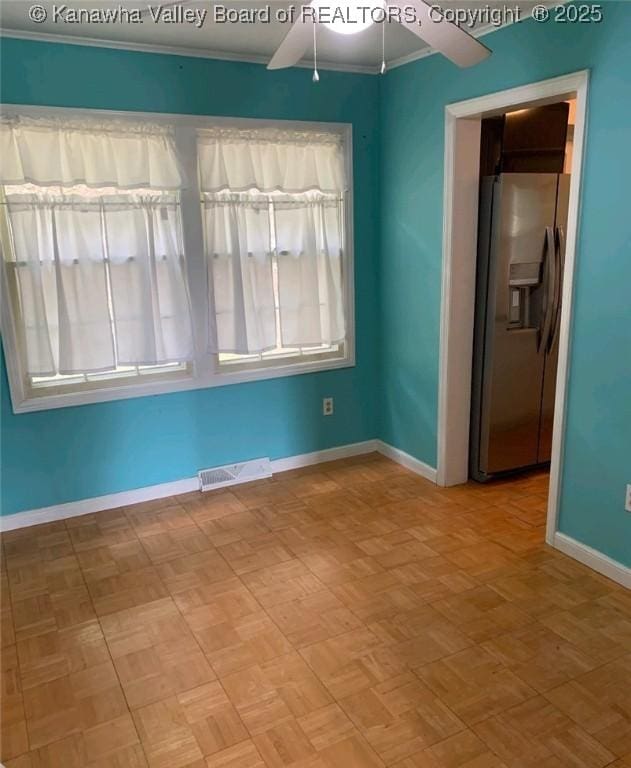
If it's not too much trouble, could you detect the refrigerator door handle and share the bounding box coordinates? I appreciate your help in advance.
[547,225,565,354]
[538,226,556,353]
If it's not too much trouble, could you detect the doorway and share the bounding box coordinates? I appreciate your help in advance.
[435,71,589,549]
[470,101,572,482]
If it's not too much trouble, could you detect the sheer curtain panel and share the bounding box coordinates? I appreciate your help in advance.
[273,196,345,348]
[0,115,193,376]
[198,126,347,355]
[202,194,276,354]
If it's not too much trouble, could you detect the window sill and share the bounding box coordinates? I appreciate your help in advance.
[8,352,355,414]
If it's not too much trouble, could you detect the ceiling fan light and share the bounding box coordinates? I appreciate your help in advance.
[313,0,386,35]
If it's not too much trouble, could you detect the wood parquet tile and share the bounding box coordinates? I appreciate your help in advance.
[205,740,266,768]
[217,534,294,576]
[1,454,629,768]
[392,729,508,767]
[266,589,362,649]
[17,620,110,690]
[415,645,537,726]
[544,655,631,759]
[76,540,151,584]
[473,695,616,767]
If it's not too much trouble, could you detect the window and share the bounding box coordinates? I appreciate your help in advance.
[198,127,348,372]
[208,197,346,373]
[216,256,344,374]
[1,183,193,399]
[0,108,354,413]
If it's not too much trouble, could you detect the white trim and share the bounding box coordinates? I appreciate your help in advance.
[0,103,352,132]
[272,439,378,472]
[436,72,589,558]
[553,533,631,590]
[0,29,377,74]
[11,352,356,414]
[0,437,443,531]
[436,114,481,487]
[0,439,379,531]
[386,45,444,71]
[0,477,198,532]
[444,70,589,120]
[375,440,437,483]
[545,75,589,545]
[0,104,355,414]
[3,433,627,593]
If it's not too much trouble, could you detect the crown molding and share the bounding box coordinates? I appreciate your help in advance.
[0,28,379,74]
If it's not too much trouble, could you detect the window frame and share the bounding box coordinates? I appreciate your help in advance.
[0,104,355,414]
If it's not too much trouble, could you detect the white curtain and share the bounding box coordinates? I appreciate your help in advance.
[203,194,276,354]
[198,127,346,354]
[0,115,183,190]
[1,115,193,376]
[104,197,193,365]
[6,193,193,375]
[274,196,345,347]
[197,127,344,194]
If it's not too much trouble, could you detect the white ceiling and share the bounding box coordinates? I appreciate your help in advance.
[0,1,540,72]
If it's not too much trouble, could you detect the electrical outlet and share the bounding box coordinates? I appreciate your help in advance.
[322,397,334,416]
[626,484,631,513]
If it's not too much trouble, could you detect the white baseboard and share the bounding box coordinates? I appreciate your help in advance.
[3,439,628,592]
[553,532,631,589]
[271,440,379,473]
[0,440,379,532]
[0,476,199,532]
[376,440,438,483]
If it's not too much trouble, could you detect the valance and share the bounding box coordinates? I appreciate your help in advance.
[197,126,345,194]
[0,115,183,190]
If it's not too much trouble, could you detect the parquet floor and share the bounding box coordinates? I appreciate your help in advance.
[1,453,630,768]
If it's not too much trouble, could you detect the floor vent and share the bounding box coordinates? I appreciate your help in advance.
[198,458,272,492]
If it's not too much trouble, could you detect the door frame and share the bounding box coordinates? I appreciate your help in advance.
[436,70,589,546]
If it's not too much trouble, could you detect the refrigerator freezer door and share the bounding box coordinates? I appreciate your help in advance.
[538,173,570,462]
[469,176,496,480]
[478,174,558,476]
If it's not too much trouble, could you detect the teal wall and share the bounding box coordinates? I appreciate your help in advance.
[379,3,631,565]
[2,12,630,568]
[0,38,380,515]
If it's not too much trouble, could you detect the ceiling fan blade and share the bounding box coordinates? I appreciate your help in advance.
[393,0,491,67]
[267,16,314,70]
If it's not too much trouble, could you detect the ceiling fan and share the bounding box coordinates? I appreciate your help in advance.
[143,0,491,71]
[268,0,491,70]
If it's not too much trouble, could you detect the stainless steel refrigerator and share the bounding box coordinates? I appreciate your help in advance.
[470,173,569,481]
